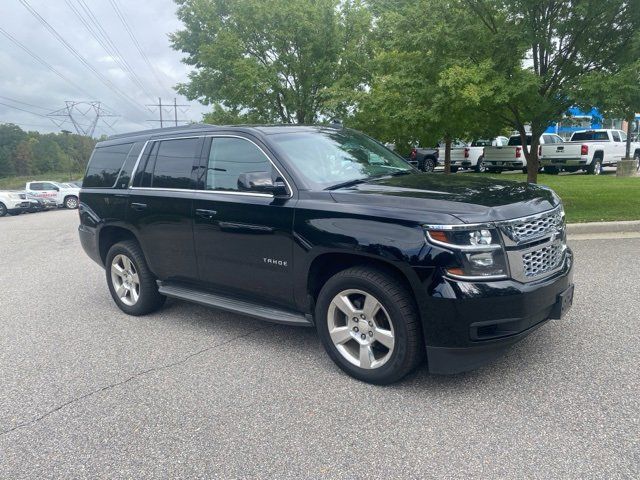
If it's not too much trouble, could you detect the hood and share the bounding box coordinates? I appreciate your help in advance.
[329,173,559,224]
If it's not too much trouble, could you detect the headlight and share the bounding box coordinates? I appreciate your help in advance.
[425,225,508,279]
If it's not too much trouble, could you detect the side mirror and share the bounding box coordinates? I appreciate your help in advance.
[238,171,289,197]
[53,186,60,191]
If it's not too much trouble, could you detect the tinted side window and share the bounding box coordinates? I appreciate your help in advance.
[206,137,272,191]
[30,182,43,190]
[84,143,133,188]
[114,142,144,189]
[611,131,621,142]
[150,138,199,189]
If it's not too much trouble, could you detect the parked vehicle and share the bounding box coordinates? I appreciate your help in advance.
[540,129,640,175]
[408,147,439,172]
[79,124,574,384]
[23,192,56,212]
[450,137,509,173]
[25,181,80,209]
[484,134,564,173]
[0,191,29,217]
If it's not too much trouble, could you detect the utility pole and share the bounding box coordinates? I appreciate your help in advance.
[146,98,189,127]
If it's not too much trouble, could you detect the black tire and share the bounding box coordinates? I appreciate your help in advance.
[64,195,78,209]
[634,152,640,172]
[474,156,486,173]
[522,167,528,174]
[587,158,602,175]
[0,203,6,217]
[544,166,560,175]
[315,266,424,385]
[105,240,165,316]
[423,157,436,172]
[450,166,459,173]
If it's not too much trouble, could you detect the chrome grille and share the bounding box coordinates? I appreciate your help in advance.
[521,243,564,278]
[501,208,564,244]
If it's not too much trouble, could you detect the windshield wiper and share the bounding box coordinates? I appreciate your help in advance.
[325,178,369,190]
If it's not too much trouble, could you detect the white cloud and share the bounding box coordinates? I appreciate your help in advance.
[0,0,209,137]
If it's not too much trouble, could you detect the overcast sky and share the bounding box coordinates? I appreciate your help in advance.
[0,0,209,137]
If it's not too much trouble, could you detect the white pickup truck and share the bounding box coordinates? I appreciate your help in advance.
[0,191,29,217]
[540,129,640,175]
[484,133,564,173]
[25,181,80,209]
[450,137,509,173]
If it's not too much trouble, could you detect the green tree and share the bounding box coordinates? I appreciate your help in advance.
[13,138,36,176]
[170,0,373,124]
[463,0,640,182]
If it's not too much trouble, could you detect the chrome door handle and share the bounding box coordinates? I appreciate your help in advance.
[195,208,217,219]
[130,202,147,211]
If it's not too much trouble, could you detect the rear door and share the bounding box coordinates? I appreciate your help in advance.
[192,135,296,307]
[128,136,203,282]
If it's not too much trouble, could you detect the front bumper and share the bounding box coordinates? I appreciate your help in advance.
[423,249,573,374]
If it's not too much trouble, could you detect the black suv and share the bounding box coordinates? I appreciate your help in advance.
[79,124,574,384]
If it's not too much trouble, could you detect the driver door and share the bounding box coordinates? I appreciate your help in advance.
[192,135,297,308]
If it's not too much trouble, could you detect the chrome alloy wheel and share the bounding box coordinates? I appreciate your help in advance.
[110,254,140,306]
[65,196,78,209]
[327,289,395,369]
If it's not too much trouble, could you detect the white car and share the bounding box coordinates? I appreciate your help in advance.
[450,137,509,173]
[25,181,80,209]
[0,191,29,217]
[484,133,564,173]
[540,129,640,175]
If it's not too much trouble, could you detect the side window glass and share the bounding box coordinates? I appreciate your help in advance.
[206,137,272,192]
[151,138,199,189]
[84,143,133,188]
[30,183,42,190]
[619,131,627,142]
[138,142,159,188]
[611,131,621,142]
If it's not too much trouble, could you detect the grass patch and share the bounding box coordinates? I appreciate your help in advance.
[466,172,640,223]
[0,172,84,190]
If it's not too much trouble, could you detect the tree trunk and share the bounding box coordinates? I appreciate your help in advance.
[625,113,633,159]
[444,134,452,174]
[519,126,540,184]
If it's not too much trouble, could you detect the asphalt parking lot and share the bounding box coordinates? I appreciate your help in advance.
[1,210,638,478]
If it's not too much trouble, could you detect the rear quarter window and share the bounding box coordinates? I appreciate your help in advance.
[84,143,134,188]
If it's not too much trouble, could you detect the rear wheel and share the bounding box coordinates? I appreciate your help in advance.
[587,158,602,175]
[64,195,78,209]
[450,166,459,173]
[634,152,640,172]
[315,266,423,384]
[422,157,436,172]
[105,240,165,315]
[0,203,6,217]
[475,156,486,173]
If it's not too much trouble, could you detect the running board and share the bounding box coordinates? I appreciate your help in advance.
[157,282,312,327]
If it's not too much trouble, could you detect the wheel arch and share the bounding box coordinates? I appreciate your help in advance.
[98,225,141,266]
[306,252,427,322]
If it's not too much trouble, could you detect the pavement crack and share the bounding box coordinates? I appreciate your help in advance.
[0,323,275,437]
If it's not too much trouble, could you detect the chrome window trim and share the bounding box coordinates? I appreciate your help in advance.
[128,134,293,198]
[129,187,272,198]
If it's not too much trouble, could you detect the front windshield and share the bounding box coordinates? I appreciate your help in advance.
[270,129,414,189]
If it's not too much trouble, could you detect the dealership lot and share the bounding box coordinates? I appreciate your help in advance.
[0,210,638,478]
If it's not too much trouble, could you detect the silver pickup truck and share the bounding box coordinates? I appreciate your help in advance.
[484,134,564,173]
[540,129,640,175]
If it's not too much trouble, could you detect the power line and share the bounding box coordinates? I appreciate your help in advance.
[108,0,172,96]
[0,26,96,100]
[146,98,190,128]
[0,101,49,118]
[64,0,157,103]
[0,95,49,111]
[18,0,149,115]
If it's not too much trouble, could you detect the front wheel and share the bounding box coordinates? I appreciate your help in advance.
[0,203,6,217]
[315,266,423,384]
[105,240,165,316]
[64,196,78,209]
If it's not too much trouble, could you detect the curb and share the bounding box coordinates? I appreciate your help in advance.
[567,220,640,235]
